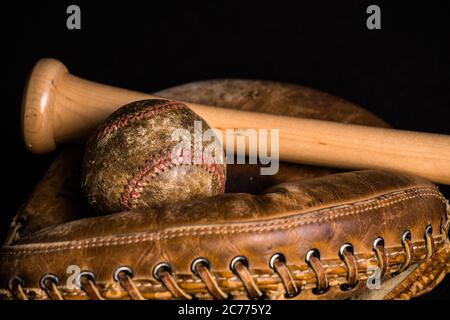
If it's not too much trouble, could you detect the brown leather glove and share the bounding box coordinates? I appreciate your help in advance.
[1,80,449,300]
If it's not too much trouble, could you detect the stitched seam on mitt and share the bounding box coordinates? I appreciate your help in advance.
[1,187,446,255]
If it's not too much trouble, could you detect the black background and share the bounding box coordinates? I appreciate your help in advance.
[1,0,449,299]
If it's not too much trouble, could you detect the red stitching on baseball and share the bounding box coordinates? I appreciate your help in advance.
[119,147,225,210]
[96,101,185,142]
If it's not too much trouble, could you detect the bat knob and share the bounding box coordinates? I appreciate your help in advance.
[21,58,68,154]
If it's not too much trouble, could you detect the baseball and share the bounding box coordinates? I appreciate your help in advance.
[82,99,226,213]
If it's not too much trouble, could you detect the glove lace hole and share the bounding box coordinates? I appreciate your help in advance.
[153,262,193,300]
[372,237,387,278]
[9,276,28,300]
[77,271,104,300]
[112,266,144,300]
[338,244,358,291]
[230,256,265,300]
[394,230,414,275]
[191,257,211,276]
[424,224,435,260]
[191,257,228,299]
[76,271,96,288]
[269,253,299,298]
[40,273,63,300]
[305,249,329,294]
[153,262,173,281]
[113,266,134,282]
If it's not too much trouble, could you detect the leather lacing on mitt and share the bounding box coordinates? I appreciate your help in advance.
[7,223,448,300]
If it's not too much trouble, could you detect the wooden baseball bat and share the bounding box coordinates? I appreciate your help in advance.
[22,58,450,184]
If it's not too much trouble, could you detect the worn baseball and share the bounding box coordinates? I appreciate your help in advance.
[82,99,226,214]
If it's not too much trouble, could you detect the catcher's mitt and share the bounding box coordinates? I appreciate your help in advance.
[1,80,449,300]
